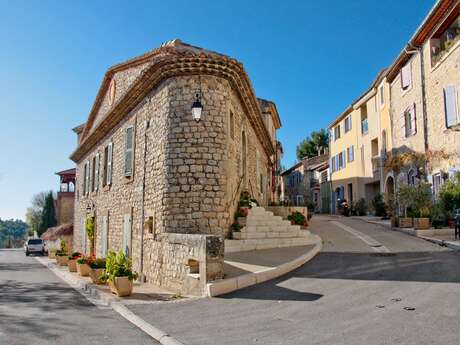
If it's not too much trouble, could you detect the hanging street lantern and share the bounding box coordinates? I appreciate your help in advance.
[191,92,203,122]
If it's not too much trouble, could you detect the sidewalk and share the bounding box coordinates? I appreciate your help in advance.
[35,256,186,345]
[352,217,460,251]
[208,238,322,296]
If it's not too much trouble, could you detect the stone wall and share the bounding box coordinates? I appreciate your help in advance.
[423,40,460,174]
[73,74,273,294]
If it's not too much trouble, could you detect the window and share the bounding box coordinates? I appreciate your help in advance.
[229,111,235,139]
[124,126,134,177]
[408,170,416,185]
[444,85,459,128]
[82,162,88,196]
[361,105,368,135]
[347,146,354,163]
[348,183,353,202]
[84,161,90,196]
[433,173,442,195]
[334,125,341,140]
[382,130,387,152]
[94,153,100,191]
[430,12,460,66]
[91,156,96,192]
[344,115,352,133]
[403,104,417,137]
[103,142,113,186]
[401,62,412,90]
[379,85,385,107]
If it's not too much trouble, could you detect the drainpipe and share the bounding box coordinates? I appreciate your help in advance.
[406,44,429,179]
[139,118,149,283]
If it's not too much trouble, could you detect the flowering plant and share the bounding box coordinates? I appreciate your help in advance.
[67,252,82,261]
[101,251,138,282]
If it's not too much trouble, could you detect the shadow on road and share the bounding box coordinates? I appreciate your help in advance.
[221,250,460,300]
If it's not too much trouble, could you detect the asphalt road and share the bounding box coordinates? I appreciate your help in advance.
[129,216,460,345]
[0,249,155,345]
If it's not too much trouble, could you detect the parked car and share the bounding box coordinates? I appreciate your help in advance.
[24,238,46,256]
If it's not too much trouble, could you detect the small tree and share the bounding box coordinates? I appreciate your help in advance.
[38,192,57,236]
[439,172,460,216]
[371,193,387,218]
[398,182,432,218]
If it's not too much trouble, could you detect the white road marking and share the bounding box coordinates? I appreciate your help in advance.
[331,220,391,253]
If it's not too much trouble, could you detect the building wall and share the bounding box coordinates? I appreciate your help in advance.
[73,74,272,292]
[56,192,74,225]
[423,36,460,176]
[390,53,426,155]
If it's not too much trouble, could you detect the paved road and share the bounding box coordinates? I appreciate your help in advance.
[0,249,155,345]
[129,216,460,345]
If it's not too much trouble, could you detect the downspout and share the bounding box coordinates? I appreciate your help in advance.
[406,44,429,179]
[139,118,149,283]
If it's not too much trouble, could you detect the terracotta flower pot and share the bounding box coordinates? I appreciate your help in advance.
[109,276,133,297]
[414,218,430,230]
[67,259,78,272]
[90,268,105,284]
[76,263,91,277]
[56,256,68,266]
[399,217,413,228]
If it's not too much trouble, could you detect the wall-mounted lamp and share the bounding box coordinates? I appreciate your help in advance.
[191,92,203,122]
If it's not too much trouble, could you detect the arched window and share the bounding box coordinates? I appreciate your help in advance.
[408,169,416,185]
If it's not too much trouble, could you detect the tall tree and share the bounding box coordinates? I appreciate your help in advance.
[0,218,28,248]
[26,191,48,235]
[296,128,329,161]
[38,192,57,236]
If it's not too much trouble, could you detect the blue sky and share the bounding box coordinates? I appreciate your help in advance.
[0,0,434,220]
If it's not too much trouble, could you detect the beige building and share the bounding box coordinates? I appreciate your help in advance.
[328,72,392,213]
[70,40,282,295]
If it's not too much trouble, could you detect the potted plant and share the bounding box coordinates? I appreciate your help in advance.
[48,249,57,259]
[412,182,433,230]
[86,217,96,255]
[76,255,93,277]
[55,240,69,266]
[102,251,138,297]
[398,185,416,228]
[67,252,82,272]
[287,211,307,226]
[89,258,106,284]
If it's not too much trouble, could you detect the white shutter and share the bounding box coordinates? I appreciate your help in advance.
[342,150,346,168]
[107,142,113,185]
[330,128,334,142]
[122,213,132,257]
[85,161,90,195]
[401,63,411,89]
[444,85,458,128]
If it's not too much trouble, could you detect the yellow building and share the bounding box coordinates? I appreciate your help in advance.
[329,71,392,213]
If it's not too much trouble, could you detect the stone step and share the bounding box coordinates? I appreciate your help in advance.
[233,229,306,240]
[243,225,303,233]
[247,215,282,222]
[225,236,316,253]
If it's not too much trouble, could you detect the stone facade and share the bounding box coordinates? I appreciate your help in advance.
[71,40,280,295]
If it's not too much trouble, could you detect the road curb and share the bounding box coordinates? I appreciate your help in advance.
[206,235,322,297]
[35,256,185,345]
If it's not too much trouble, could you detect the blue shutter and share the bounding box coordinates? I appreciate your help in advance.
[444,85,458,128]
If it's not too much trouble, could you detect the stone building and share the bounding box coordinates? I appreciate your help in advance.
[281,154,328,211]
[55,168,76,225]
[70,40,282,295]
[386,0,460,196]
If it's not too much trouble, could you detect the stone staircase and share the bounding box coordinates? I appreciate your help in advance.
[225,206,316,253]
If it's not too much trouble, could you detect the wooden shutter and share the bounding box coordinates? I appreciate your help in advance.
[401,111,408,138]
[330,128,334,142]
[122,213,132,257]
[124,127,134,177]
[342,150,346,168]
[444,85,458,128]
[107,142,113,185]
[85,161,90,195]
[101,215,108,257]
[95,153,100,191]
[410,104,417,135]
